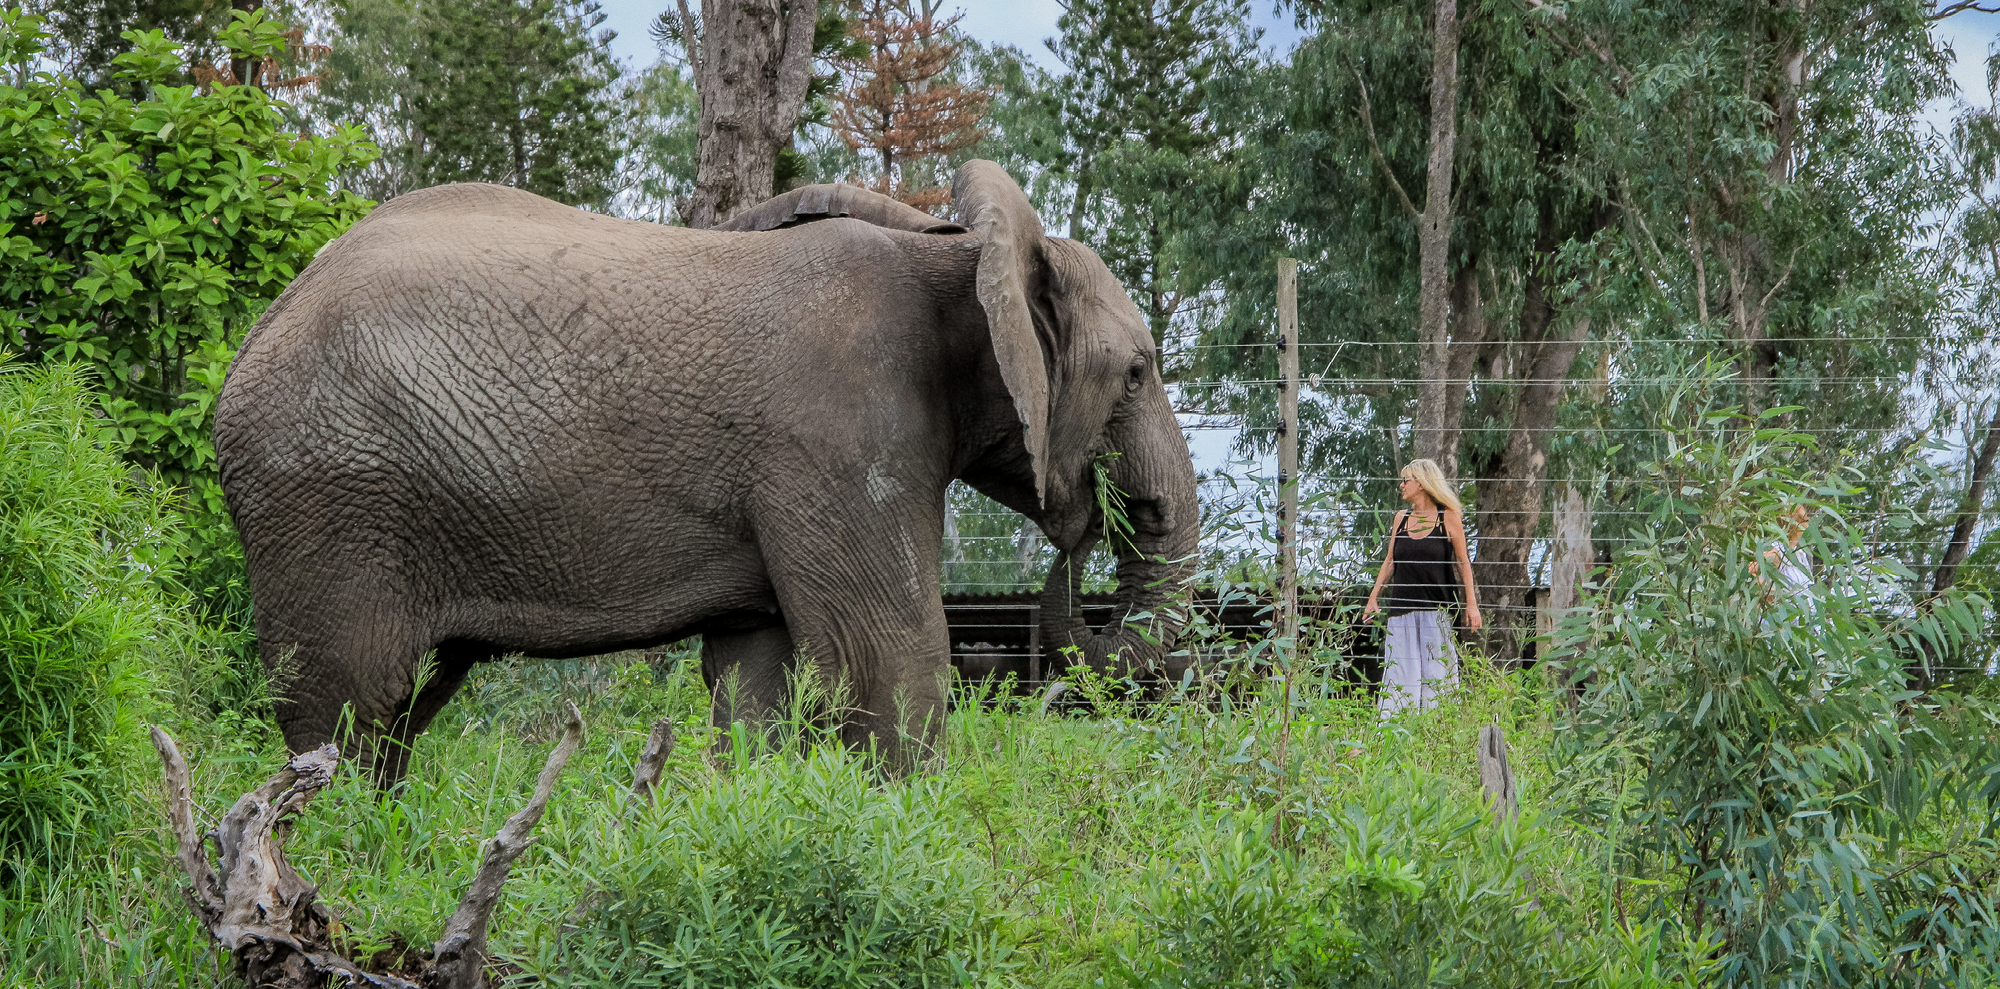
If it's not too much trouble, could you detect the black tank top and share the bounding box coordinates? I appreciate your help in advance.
[1385,511,1460,616]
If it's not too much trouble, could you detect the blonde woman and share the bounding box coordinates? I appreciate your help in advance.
[1361,460,1482,716]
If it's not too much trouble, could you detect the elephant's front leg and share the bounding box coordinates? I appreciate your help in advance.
[701,625,798,750]
[759,512,954,773]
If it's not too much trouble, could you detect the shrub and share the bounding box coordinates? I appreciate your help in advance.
[0,362,179,878]
[1549,402,2000,987]
[1113,811,1358,988]
[535,743,1019,988]
[0,10,378,688]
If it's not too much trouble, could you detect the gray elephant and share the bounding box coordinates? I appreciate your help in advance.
[214,160,1198,781]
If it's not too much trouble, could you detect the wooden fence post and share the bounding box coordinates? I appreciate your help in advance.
[1277,259,1299,658]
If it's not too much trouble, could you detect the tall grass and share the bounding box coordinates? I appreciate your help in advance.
[0,362,184,880]
[2,642,1715,988]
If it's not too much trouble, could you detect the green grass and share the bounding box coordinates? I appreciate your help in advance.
[0,644,1709,988]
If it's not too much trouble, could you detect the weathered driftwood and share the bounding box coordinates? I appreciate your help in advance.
[153,702,585,989]
[628,716,676,803]
[1477,725,1519,823]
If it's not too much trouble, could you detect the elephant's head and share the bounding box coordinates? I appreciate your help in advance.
[951,161,1200,682]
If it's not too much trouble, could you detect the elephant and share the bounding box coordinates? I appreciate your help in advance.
[214,160,1199,782]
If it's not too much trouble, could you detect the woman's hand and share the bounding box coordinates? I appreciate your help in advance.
[1465,605,1483,632]
[1362,598,1380,622]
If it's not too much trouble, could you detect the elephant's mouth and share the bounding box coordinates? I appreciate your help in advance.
[1038,489,1196,685]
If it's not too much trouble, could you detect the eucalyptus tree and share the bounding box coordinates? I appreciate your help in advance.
[1184,0,1966,644]
[1180,0,1610,648]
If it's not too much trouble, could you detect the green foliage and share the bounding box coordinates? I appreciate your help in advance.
[29,0,265,92]
[0,362,176,878]
[539,743,1018,988]
[615,62,700,223]
[1115,812,1360,988]
[311,0,621,207]
[1550,397,2000,987]
[942,481,1051,594]
[1047,0,1253,345]
[0,11,375,501]
[0,10,375,692]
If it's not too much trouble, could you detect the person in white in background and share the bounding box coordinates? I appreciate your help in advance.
[1361,459,1484,717]
[1750,504,1816,610]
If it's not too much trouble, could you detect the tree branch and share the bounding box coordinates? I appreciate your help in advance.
[629,716,676,803]
[1935,400,2000,595]
[771,0,820,141]
[677,0,700,74]
[1932,0,2000,19]
[150,727,223,928]
[1519,0,1632,92]
[156,706,587,989]
[1353,67,1422,224]
[429,701,586,989]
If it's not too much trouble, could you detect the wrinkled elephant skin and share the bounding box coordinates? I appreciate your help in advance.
[215,161,1198,782]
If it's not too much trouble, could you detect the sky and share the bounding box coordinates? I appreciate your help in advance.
[591,1,1307,70]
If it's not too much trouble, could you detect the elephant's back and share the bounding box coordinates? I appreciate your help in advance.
[214,185,790,558]
[222,183,760,440]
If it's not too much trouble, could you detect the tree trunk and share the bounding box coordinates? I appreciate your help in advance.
[1714,15,1804,408]
[1410,0,1461,464]
[683,0,819,229]
[1437,264,1485,478]
[1548,483,1592,614]
[1471,269,1590,662]
[1934,400,2000,595]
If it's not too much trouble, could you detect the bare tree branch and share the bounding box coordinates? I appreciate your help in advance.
[1935,401,2000,595]
[630,716,676,803]
[156,707,587,989]
[150,727,223,928]
[1352,67,1421,223]
[1932,0,2000,19]
[677,0,700,72]
[429,701,586,989]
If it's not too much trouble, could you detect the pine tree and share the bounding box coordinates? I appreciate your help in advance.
[1051,0,1251,345]
[828,0,989,211]
[309,0,623,208]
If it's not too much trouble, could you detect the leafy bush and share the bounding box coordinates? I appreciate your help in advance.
[1113,811,1356,988]
[0,10,377,683]
[1550,403,2000,987]
[0,11,375,494]
[0,362,179,877]
[537,743,1018,988]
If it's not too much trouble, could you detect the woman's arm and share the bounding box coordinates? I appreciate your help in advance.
[1445,509,1483,631]
[1362,510,1403,622]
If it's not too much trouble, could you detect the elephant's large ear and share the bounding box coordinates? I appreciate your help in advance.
[953,160,1050,506]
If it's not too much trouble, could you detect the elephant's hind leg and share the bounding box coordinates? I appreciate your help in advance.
[702,625,800,750]
[368,639,486,787]
[258,596,462,786]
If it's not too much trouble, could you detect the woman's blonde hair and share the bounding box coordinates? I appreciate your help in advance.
[1399,459,1463,514]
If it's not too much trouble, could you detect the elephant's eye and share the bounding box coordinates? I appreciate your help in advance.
[1125,359,1147,392]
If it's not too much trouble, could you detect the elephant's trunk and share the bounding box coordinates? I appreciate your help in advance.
[1039,428,1199,683]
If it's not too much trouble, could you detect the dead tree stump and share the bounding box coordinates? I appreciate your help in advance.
[1477,725,1518,823]
[152,702,585,989]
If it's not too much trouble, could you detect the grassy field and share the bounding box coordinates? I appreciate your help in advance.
[5,644,1709,988]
